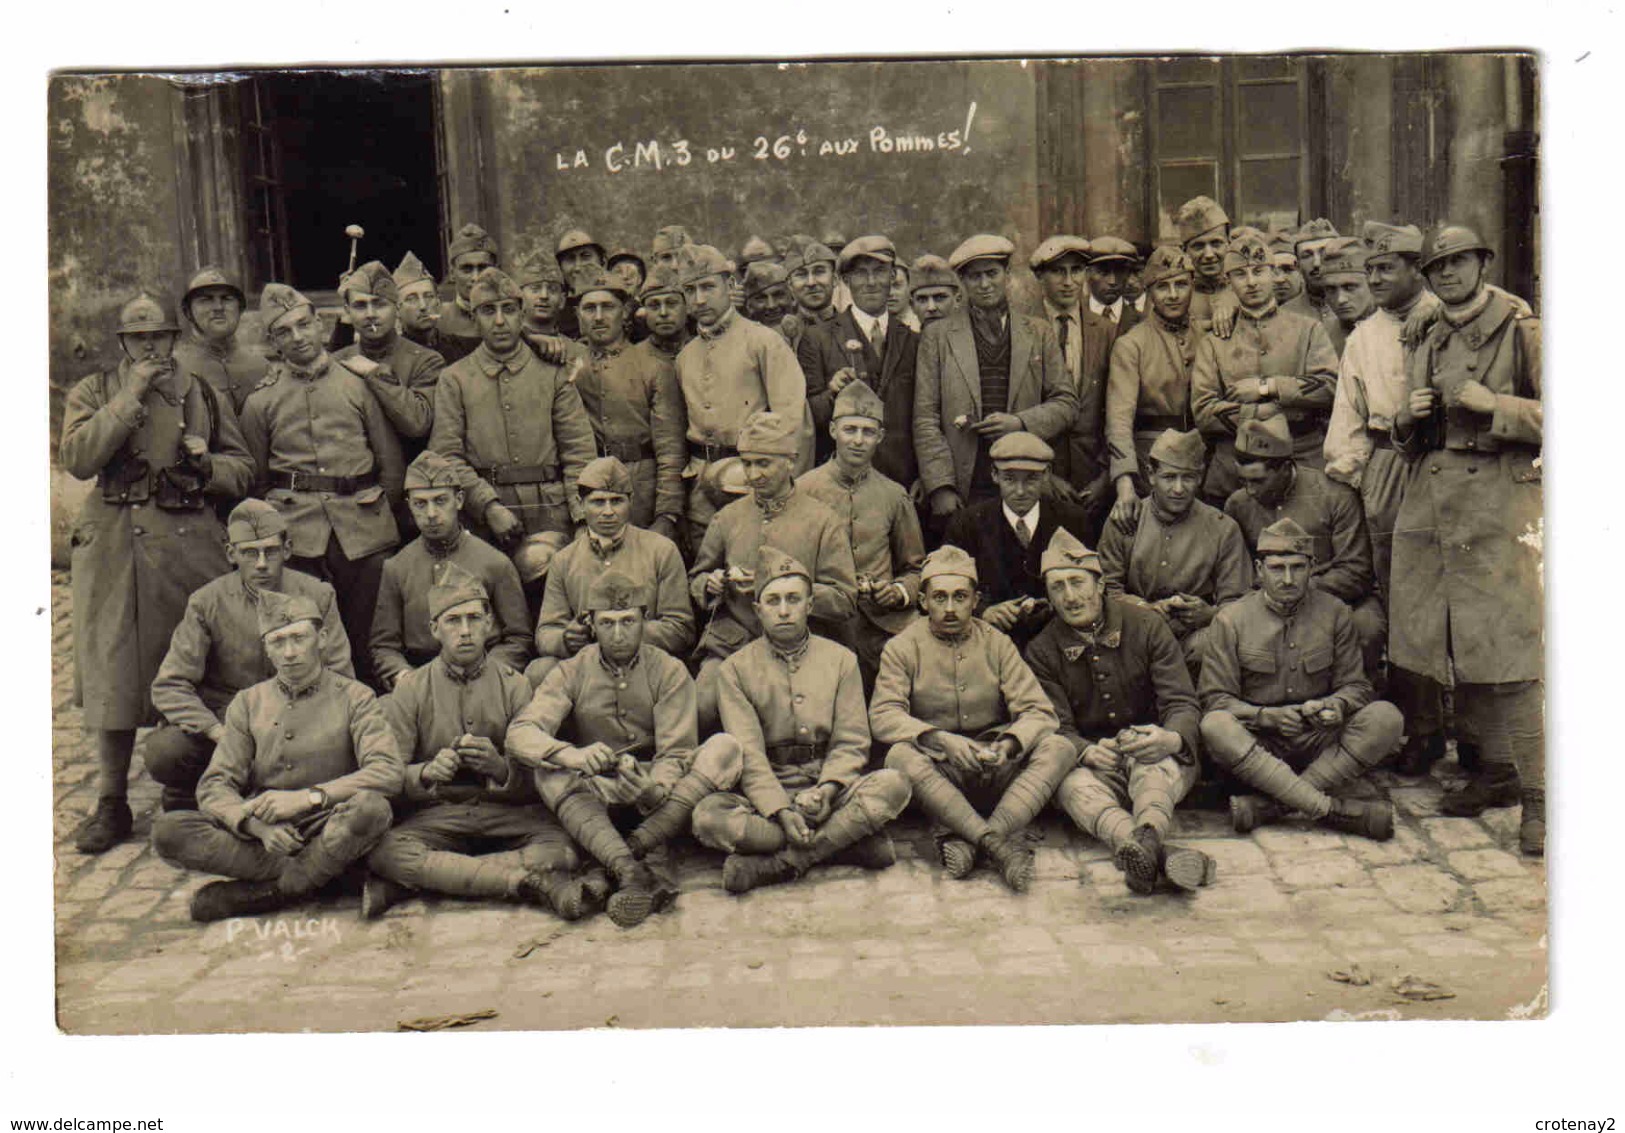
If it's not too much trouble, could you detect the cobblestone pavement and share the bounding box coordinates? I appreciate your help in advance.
[49,571,1547,1033]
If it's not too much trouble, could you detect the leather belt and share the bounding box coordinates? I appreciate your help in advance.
[690,441,739,463]
[477,463,561,486]
[269,469,379,494]
[600,437,657,464]
[1368,430,1395,451]
[766,741,826,764]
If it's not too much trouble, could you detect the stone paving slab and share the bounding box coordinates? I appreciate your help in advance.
[46,570,1548,1032]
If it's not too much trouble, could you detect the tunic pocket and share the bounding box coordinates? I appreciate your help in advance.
[1508,452,1542,484]
[1302,645,1333,674]
[1239,647,1277,674]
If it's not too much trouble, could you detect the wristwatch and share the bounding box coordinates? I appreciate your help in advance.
[307,786,329,812]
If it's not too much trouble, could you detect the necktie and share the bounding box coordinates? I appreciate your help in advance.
[1014,516,1031,548]
[870,319,886,357]
[1057,315,1076,376]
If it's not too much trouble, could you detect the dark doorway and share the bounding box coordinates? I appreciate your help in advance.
[241,70,444,295]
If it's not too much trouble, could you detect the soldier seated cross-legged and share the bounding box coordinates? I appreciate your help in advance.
[151,593,405,923]
[363,564,590,922]
[693,547,911,895]
[874,546,1075,893]
[507,572,739,928]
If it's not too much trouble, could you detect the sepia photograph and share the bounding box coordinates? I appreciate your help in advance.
[41,51,1553,1040]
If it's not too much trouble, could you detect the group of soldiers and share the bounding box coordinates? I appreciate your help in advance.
[60,194,1544,929]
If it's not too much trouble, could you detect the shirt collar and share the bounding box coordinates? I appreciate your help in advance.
[830,459,871,490]
[287,352,332,382]
[1441,286,1493,329]
[969,304,1010,336]
[423,528,464,559]
[358,333,397,362]
[1262,591,1305,619]
[1003,500,1040,531]
[849,305,889,340]
[441,653,486,684]
[587,527,626,559]
[1043,298,1082,324]
[754,484,795,518]
[1239,298,1280,322]
[276,667,324,700]
[769,633,811,667]
[474,341,530,376]
[597,646,642,678]
[590,339,628,360]
[696,307,737,341]
[1089,294,1124,321]
[1059,603,1122,657]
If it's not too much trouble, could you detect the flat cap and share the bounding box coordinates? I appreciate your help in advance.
[339,260,398,305]
[183,266,245,309]
[909,254,960,293]
[698,456,750,508]
[651,225,693,256]
[257,591,323,638]
[513,530,570,585]
[226,498,287,544]
[1362,221,1425,260]
[737,235,776,267]
[1039,526,1101,576]
[586,569,647,612]
[737,410,800,458]
[514,250,566,288]
[1421,224,1493,271]
[755,545,812,598]
[393,251,433,290]
[1142,245,1195,286]
[1088,235,1139,265]
[404,449,464,492]
[819,231,849,254]
[832,378,885,423]
[469,268,522,307]
[1147,428,1207,473]
[258,283,313,332]
[1176,196,1229,244]
[948,234,1016,272]
[837,235,897,272]
[556,229,606,259]
[921,544,978,585]
[449,223,498,263]
[569,265,630,305]
[1234,412,1294,459]
[989,431,1055,470]
[639,265,684,301]
[578,455,633,496]
[1029,235,1091,271]
[428,561,489,622]
[743,261,789,301]
[1294,218,1340,248]
[1222,234,1273,274]
[677,244,734,286]
[1257,516,1316,558]
[1319,238,1369,282]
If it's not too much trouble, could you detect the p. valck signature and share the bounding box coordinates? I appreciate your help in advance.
[225,915,341,962]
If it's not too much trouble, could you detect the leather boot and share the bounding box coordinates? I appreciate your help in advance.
[1441,763,1520,817]
[937,834,977,880]
[722,850,802,893]
[1395,732,1446,777]
[1454,740,1482,773]
[515,869,594,921]
[360,872,409,921]
[1115,824,1161,895]
[1163,845,1218,892]
[1319,797,1395,841]
[980,831,1035,893]
[190,879,290,923]
[1519,789,1545,858]
[73,797,133,855]
[579,866,613,909]
[625,774,714,859]
[832,832,897,870]
[1229,794,1282,834]
[605,861,678,928]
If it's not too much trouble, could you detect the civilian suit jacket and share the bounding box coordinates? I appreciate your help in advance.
[943,497,1092,651]
[913,309,1077,501]
[797,307,919,485]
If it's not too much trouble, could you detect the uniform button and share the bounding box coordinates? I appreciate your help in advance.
[798,726,809,735]
[794,694,804,704]
[1160,561,1168,567]
[618,682,627,690]
[285,730,295,739]
[132,526,145,536]
[1430,466,1440,474]
[1107,713,1117,722]
[131,501,142,509]
[1288,642,1296,649]
[1467,466,1477,474]
[1102,693,1112,700]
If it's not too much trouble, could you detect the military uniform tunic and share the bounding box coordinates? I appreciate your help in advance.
[333,330,446,450]
[175,336,269,415]
[383,654,538,806]
[430,341,597,536]
[571,341,687,525]
[534,526,695,662]
[1198,589,1373,721]
[674,307,808,458]
[370,529,532,683]
[1104,315,1207,485]
[1190,302,1339,500]
[1098,500,1253,642]
[62,362,254,729]
[796,461,924,645]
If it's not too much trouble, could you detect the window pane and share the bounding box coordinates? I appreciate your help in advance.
[1157,163,1219,239]
[1157,86,1218,160]
[1156,58,1219,85]
[1238,81,1301,156]
[1237,55,1296,81]
[1238,157,1300,230]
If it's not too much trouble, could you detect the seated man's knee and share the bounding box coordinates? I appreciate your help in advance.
[1056,765,1113,809]
[856,767,912,818]
[884,742,930,776]
[1356,700,1405,746]
[1199,710,1247,766]
[524,656,560,690]
[366,829,426,883]
[142,727,210,786]
[690,792,746,852]
[1029,734,1076,774]
[337,790,395,837]
[691,733,743,789]
[150,811,195,864]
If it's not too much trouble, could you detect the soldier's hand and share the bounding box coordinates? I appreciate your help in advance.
[1108,492,1143,536]
[1175,594,1215,629]
[256,822,305,856]
[650,515,680,544]
[1273,707,1310,739]
[1080,742,1121,772]
[1118,724,1183,763]
[793,788,829,824]
[1255,707,1294,736]
[485,503,522,546]
[421,747,462,784]
[617,760,664,809]
[935,733,985,776]
[777,807,814,848]
[246,789,315,823]
[1210,302,1238,340]
[970,412,1022,439]
[1451,379,1497,414]
[180,434,210,461]
[1405,388,1438,420]
[523,333,570,364]
[929,487,962,518]
[870,581,909,610]
[702,569,728,600]
[572,742,617,777]
[827,367,858,396]
[981,599,1023,633]
[126,357,172,397]
[1401,300,1440,349]
[1301,699,1344,729]
[562,617,593,654]
[454,734,507,780]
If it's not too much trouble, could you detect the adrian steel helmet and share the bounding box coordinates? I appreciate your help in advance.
[1420,225,1494,272]
[117,293,180,335]
[181,266,246,321]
